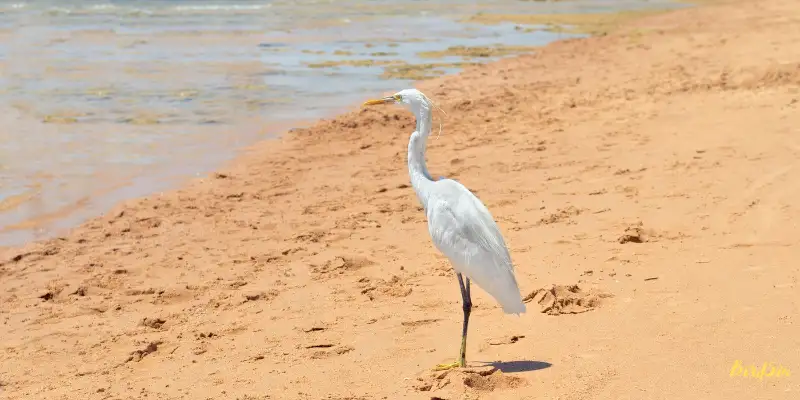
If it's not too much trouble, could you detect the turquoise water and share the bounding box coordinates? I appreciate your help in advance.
[0,0,681,246]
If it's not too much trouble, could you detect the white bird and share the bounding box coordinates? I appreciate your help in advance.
[363,88,526,370]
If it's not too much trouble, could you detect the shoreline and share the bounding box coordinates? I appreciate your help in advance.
[3,0,799,398]
[0,0,689,248]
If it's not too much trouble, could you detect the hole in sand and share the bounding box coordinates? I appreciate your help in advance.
[462,370,525,391]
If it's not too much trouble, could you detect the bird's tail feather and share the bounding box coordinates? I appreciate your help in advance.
[470,267,527,315]
[502,301,526,315]
[498,289,527,315]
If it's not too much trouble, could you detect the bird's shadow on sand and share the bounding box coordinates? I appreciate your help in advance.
[475,360,553,373]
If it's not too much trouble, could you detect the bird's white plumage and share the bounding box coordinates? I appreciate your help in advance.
[424,178,526,314]
[363,88,525,369]
[371,88,526,316]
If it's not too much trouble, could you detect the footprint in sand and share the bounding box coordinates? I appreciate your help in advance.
[357,276,412,300]
[400,318,441,331]
[310,255,375,280]
[487,335,525,346]
[414,366,526,397]
[536,206,585,226]
[293,230,328,243]
[140,317,166,330]
[304,344,355,359]
[616,222,688,244]
[523,284,613,315]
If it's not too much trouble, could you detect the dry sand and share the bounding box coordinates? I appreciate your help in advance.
[2,0,799,398]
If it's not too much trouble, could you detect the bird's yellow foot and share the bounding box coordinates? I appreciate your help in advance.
[434,361,463,371]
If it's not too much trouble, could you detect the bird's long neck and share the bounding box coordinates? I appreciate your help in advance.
[408,106,434,209]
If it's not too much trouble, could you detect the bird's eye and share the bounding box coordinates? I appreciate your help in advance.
[394,94,402,101]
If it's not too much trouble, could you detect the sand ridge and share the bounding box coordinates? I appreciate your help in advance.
[2,0,800,398]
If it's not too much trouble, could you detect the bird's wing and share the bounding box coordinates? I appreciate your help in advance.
[425,179,525,314]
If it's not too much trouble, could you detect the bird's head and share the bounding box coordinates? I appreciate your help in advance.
[363,88,432,117]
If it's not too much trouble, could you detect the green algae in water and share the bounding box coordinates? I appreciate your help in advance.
[176,89,200,99]
[305,57,480,80]
[306,59,399,68]
[118,116,162,125]
[463,9,671,36]
[417,45,537,59]
[381,62,481,80]
[245,98,294,111]
[233,83,270,91]
[41,110,92,124]
[42,115,79,124]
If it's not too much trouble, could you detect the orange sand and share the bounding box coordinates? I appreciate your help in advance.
[1,0,799,398]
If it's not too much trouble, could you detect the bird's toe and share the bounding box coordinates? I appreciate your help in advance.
[433,361,461,371]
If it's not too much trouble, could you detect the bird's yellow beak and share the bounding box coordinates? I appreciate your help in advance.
[363,96,395,106]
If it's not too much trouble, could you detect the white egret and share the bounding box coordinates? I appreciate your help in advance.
[363,89,526,370]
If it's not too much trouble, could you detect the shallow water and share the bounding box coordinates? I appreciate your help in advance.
[0,0,682,246]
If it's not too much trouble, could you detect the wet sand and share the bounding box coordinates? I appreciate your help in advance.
[1,0,799,398]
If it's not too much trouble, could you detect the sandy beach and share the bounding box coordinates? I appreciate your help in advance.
[2,0,799,399]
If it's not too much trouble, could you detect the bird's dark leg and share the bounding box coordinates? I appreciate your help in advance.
[434,272,473,371]
[457,273,472,368]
